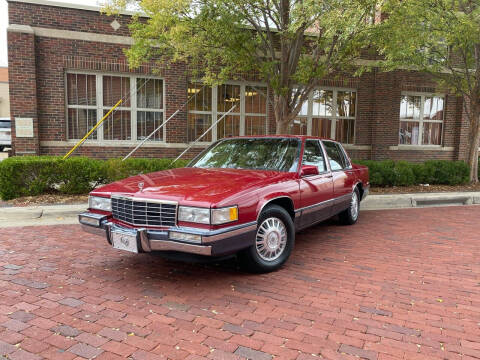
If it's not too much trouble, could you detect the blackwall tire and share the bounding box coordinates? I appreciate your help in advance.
[239,204,294,273]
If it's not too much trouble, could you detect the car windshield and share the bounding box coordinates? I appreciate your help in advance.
[0,121,10,129]
[190,138,301,172]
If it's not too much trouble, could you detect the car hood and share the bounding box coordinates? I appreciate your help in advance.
[92,167,295,206]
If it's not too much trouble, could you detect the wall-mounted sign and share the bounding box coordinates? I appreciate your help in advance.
[16,118,34,138]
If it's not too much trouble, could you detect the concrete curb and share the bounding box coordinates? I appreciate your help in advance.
[361,192,480,210]
[0,192,479,227]
[0,204,85,227]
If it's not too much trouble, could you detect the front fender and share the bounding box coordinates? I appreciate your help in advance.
[255,194,295,222]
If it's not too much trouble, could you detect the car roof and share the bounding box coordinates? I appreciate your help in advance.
[224,134,336,142]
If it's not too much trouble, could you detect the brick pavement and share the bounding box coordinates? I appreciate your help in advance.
[0,206,479,359]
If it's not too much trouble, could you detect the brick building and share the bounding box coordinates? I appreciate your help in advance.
[6,0,473,161]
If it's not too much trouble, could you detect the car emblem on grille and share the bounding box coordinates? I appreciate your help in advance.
[120,236,130,247]
[138,182,144,191]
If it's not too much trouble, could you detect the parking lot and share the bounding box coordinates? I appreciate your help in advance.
[0,206,479,360]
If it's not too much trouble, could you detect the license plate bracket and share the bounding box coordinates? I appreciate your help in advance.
[111,229,139,253]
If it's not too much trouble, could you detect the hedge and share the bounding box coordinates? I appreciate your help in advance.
[0,156,189,200]
[0,156,474,200]
[354,159,471,187]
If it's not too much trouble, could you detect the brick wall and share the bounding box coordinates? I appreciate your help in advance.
[6,0,472,162]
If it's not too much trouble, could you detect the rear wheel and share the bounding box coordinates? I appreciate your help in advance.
[0,146,4,152]
[339,188,360,225]
[239,204,294,273]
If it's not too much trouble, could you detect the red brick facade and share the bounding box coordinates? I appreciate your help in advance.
[7,0,472,161]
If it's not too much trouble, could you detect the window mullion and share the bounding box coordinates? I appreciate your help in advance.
[131,76,137,141]
[418,95,425,145]
[212,86,218,141]
[240,84,245,136]
[307,90,313,135]
[331,90,338,140]
[97,74,103,141]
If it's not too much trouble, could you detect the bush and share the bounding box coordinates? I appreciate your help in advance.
[355,159,470,187]
[0,156,189,200]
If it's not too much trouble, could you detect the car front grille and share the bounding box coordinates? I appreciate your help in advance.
[111,195,177,227]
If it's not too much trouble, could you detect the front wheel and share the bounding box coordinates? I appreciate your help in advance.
[339,188,360,225]
[238,204,294,273]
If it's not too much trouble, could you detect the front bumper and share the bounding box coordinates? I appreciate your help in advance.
[79,212,256,257]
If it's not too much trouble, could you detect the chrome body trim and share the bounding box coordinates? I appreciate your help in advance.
[256,196,295,222]
[111,194,178,205]
[80,224,106,237]
[110,194,178,227]
[202,223,257,243]
[79,212,254,256]
[149,240,212,255]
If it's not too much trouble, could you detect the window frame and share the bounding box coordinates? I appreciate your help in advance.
[292,87,358,144]
[187,80,269,143]
[399,91,445,146]
[321,140,350,172]
[302,139,329,174]
[65,70,166,143]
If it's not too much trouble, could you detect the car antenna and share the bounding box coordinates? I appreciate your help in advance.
[172,104,237,164]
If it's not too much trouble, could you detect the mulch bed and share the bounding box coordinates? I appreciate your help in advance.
[370,183,480,194]
[1,184,479,207]
[0,194,88,207]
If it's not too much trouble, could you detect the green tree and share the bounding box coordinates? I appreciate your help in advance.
[376,0,480,183]
[106,0,376,134]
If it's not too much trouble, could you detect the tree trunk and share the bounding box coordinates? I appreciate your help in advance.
[273,94,292,135]
[467,109,480,184]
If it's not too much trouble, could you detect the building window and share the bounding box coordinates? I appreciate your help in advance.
[66,73,165,142]
[399,93,444,145]
[187,82,267,142]
[66,73,97,140]
[290,88,357,144]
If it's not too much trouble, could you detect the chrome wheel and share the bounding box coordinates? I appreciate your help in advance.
[351,191,359,220]
[255,217,287,261]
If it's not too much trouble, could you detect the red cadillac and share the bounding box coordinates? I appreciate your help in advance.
[80,136,369,272]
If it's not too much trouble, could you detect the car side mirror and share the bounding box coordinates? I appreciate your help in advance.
[300,165,319,177]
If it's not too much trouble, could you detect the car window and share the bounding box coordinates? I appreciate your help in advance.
[0,121,10,129]
[302,140,327,172]
[190,138,301,172]
[323,141,348,171]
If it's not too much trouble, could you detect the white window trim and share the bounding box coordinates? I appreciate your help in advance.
[399,91,445,146]
[66,70,166,143]
[294,87,357,144]
[188,81,269,143]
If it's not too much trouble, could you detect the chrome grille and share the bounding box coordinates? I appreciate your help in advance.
[111,195,177,227]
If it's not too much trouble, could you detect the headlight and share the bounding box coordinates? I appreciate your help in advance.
[88,196,112,212]
[178,206,210,224]
[211,206,238,225]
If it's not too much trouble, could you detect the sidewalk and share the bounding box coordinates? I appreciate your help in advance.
[0,192,479,227]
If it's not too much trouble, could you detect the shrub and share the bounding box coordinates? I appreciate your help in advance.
[0,156,59,200]
[0,156,189,200]
[104,158,188,182]
[355,159,470,187]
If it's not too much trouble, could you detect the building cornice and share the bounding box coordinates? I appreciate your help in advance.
[7,24,134,45]
[7,0,140,16]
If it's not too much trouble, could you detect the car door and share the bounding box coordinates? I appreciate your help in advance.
[321,141,355,214]
[299,139,334,228]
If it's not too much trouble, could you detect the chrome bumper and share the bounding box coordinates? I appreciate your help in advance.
[79,212,256,257]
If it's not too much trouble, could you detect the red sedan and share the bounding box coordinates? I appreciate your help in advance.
[80,136,369,273]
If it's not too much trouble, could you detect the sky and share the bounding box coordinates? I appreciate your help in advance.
[0,0,101,67]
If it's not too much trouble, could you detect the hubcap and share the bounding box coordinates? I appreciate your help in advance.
[255,217,287,261]
[351,192,359,220]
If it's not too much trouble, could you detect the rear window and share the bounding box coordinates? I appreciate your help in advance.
[0,121,11,129]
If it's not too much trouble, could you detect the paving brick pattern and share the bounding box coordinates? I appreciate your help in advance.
[0,206,479,359]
